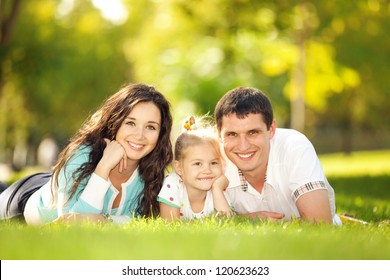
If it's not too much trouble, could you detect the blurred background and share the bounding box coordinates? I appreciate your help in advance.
[0,0,389,182]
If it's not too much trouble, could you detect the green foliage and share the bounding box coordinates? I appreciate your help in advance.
[1,0,130,153]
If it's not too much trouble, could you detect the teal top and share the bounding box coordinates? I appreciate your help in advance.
[27,145,144,224]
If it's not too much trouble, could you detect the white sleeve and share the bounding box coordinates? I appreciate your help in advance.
[77,173,111,210]
[285,135,326,193]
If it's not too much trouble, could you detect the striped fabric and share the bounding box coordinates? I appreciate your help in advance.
[238,169,267,192]
[238,170,248,192]
[292,181,327,202]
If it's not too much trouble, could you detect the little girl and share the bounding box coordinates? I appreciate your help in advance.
[158,116,232,221]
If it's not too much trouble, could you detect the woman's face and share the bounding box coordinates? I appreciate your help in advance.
[115,102,161,163]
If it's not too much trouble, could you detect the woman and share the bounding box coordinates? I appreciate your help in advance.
[0,83,173,225]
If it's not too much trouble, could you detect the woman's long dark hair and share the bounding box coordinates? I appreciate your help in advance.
[52,83,173,217]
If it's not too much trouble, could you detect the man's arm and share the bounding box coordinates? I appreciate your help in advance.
[243,211,284,220]
[295,189,332,223]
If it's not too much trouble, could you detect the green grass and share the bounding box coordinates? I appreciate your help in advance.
[319,149,390,177]
[319,150,390,223]
[1,218,389,260]
[330,175,390,222]
[1,150,389,260]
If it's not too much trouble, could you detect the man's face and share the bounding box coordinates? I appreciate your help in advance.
[219,113,275,176]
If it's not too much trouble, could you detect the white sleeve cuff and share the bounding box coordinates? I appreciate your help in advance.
[79,173,111,210]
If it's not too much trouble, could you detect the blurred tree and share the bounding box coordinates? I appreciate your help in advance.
[127,0,285,128]
[126,0,389,152]
[0,0,389,171]
[0,0,131,167]
[312,0,389,152]
[126,0,363,131]
[0,0,23,165]
[0,0,21,48]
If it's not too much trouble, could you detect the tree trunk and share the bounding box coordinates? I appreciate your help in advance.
[0,0,22,48]
[290,38,306,132]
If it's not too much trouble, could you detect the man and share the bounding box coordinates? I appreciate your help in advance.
[214,86,341,225]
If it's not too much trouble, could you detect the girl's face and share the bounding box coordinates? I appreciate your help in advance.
[174,142,223,193]
[115,102,161,163]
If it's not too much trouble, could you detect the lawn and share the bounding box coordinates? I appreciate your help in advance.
[0,150,389,260]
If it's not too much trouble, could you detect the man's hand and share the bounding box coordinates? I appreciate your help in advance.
[245,211,285,221]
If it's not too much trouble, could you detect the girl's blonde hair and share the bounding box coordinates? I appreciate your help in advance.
[174,115,221,161]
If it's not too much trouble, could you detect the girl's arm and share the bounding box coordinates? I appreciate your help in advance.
[159,202,180,221]
[211,174,232,218]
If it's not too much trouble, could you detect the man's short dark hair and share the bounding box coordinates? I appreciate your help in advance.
[214,86,274,131]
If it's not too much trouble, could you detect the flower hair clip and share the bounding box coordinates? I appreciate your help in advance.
[184,116,195,131]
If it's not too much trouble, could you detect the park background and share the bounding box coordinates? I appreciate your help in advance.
[0,0,389,178]
[0,0,389,261]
